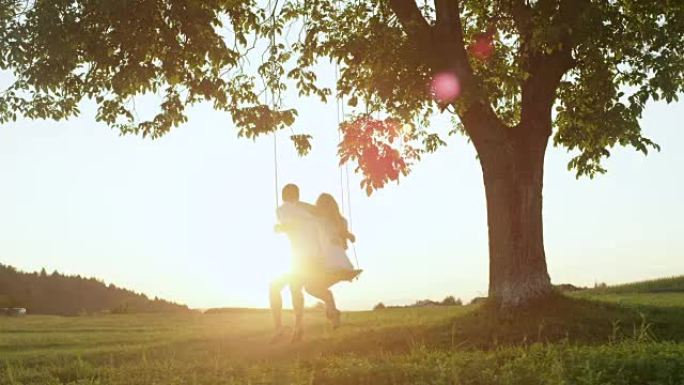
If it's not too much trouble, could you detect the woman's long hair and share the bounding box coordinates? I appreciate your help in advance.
[315,193,347,236]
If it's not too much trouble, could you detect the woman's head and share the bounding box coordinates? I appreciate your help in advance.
[315,193,341,219]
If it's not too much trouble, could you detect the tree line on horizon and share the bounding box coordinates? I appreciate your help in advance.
[373,295,465,310]
[0,263,188,315]
[372,284,590,310]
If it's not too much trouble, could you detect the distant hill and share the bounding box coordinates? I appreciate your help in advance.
[0,263,188,315]
[585,276,684,295]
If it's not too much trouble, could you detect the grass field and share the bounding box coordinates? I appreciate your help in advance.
[2,278,684,384]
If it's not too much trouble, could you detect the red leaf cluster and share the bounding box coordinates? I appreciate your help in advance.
[339,116,419,196]
[469,32,495,61]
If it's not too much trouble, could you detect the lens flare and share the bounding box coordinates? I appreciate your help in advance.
[430,72,461,103]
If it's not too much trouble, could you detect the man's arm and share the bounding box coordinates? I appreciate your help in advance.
[274,223,293,233]
[275,204,305,234]
[296,201,317,215]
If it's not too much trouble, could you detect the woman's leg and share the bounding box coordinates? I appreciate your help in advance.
[305,283,336,311]
[305,277,341,327]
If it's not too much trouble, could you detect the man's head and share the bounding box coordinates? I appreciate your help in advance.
[282,183,299,203]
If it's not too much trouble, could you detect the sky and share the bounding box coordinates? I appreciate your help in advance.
[1,64,683,311]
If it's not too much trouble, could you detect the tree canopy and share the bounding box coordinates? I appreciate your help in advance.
[1,1,682,189]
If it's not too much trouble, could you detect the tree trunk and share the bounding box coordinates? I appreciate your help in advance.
[478,127,552,308]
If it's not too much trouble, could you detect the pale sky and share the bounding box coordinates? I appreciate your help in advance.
[1,64,683,310]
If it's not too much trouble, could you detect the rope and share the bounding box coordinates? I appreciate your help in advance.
[351,242,359,270]
[333,30,359,270]
[269,0,280,211]
[337,79,358,269]
[339,85,352,230]
[334,61,345,214]
[273,132,279,210]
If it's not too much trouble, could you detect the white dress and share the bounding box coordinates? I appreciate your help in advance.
[317,218,354,272]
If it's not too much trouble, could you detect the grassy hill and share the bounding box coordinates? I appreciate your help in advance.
[582,276,684,294]
[571,276,684,310]
[1,277,684,384]
[0,263,188,315]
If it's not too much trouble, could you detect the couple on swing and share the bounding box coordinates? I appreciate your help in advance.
[270,183,361,343]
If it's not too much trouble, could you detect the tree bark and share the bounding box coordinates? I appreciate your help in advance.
[477,126,553,308]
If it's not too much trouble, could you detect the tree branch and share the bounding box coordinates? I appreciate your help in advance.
[433,0,470,73]
[434,0,459,28]
[387,0,505,148]
[509,0,532,36]
[433,0,504,146]
[387,0,432,46]
[519,0,586,134]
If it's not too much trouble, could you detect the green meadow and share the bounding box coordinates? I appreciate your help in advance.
[2,277,684,385]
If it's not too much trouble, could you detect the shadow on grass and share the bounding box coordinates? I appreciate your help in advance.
[97,293,684,364]
[298,293,684,358]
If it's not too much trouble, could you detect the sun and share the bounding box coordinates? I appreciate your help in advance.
[211,231,293,308]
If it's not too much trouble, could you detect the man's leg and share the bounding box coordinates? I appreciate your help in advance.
[269,274,289,341]
[290,277,305,342]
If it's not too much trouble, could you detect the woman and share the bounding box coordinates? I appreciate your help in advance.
[316,194,360,274]
[304,193,361,328]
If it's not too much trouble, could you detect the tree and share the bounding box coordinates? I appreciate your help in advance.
[1,1,682,307]
[441,295,462,306]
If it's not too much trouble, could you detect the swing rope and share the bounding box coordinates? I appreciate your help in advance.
[273,129,279,211]
[268,0,360,270]
[334,61,346,215]
[332,0,359,271]
[268,0,280,211]
[334,58,360,270]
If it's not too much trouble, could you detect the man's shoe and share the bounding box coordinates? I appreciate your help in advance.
[269,326,291,344]
[290,327,303,343]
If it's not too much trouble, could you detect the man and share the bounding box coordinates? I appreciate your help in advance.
[270,183,319,343]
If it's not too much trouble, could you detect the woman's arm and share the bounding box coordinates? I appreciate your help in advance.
[346,231,356,243]
[341,218,355,242]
